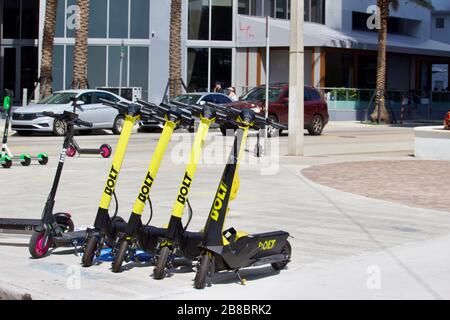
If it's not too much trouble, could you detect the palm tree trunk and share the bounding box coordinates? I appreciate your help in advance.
[39,0,58,100]
[371,0,391,123]
[71,0,90,89]
[169,0,183,98]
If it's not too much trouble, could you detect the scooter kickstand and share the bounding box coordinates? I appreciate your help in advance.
[73,240,79,256]
[235,270,246,286]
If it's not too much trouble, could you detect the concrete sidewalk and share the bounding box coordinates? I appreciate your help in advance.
[0,126,449,299]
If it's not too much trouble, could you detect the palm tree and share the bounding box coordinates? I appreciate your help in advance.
[39,0,58,100]
[71,0,90,89]
[169,0,183,98]
[371,0,433,123]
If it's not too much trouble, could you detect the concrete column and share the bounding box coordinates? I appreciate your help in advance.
[288,0,304,156]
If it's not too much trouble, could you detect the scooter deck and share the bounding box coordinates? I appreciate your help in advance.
[52,230,87,247]
[0,218,41,234]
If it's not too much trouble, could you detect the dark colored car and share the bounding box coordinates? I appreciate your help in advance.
[221,84,329,136]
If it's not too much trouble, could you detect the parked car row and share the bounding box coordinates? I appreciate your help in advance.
[11,85,329,136]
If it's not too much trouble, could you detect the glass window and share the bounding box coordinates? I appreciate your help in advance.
[89,0,108,38]
[212,94,231,104]
[78,92,93,104]
[108,46,128,87]
[264,0,273,17]
[88,46,107,89]
[188,0,209,40]
[55,0,65,37]
[129,47,149,100]
[211,0,233,41]
[39,92,77,104]
[65,45,74,89]
[52,46,65,92]
[187,48,209,92]
[238,0,250,15]
[276,0,287,19]
[436,17,445,29]
[21,0,39,39]
[66,0,77,38]
[3,0,20,38]
[242,87,264,101]
[130,0,150,39]
[250,0,263,16]
[20,47,38,100]
[304,0,325,24]
[174,94,203,103]
[211,49,232,90]
[109,0,129,38]
[95,91,120,103]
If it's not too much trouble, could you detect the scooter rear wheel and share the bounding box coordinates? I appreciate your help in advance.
[29,231,51,259]
[271,240,291,271]
[112,239,129,273]
[153,246,170,280]
[82,236,98,267]
[38,155,49,165]
[194,253,211,290]
[100,144,112,158]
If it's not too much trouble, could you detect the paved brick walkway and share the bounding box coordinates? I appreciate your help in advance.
[302,160,450,213]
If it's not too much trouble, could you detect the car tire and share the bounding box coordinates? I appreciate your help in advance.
[307,115,324,136]
[112,115,125,135]
[53,119,67,136]
[15,131,33,136]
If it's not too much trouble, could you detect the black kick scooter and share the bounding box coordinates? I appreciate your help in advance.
[65,97,112,158]
[28,110,94,258]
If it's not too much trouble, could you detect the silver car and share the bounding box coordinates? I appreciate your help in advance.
[11,89,130,136]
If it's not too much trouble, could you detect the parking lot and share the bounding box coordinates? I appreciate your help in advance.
[1,123,450,300]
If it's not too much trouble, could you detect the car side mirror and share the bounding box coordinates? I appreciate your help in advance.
[199,101,206,106]
[76,101,85,106]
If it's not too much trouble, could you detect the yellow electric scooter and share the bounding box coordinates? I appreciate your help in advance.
[87,100,194,271]
[152,103,228,279]
[81,99,155,266]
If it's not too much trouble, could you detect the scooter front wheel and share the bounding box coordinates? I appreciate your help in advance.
[112,239,129,273]
[29,231,51,259]
[194,253,211,290]
[1,158,12,168]
[38,155,49,165]
[82,235,98,267]
[20,156,31,166]
[153,246,171,280]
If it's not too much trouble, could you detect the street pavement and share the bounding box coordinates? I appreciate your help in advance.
[1,122,449,300]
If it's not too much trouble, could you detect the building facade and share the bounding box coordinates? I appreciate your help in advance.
[1,0,450,118]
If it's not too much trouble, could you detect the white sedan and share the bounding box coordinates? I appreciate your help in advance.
[11,89,130,136]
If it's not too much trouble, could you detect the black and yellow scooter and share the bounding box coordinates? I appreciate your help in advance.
[83,100,194,269]
[80,99,154,266]
[193,107,290,289]
[151,102,232,279]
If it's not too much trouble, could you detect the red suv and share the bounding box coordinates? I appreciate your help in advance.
[221,84,329,136]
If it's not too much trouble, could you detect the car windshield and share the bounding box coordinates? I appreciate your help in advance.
[241,87,283,103]
[173,94,202,104]
[38,92,78,104]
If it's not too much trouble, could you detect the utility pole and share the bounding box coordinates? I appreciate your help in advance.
[264,15,271,154]
[288,0,305,156]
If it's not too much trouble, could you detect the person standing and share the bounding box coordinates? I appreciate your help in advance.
[213,82,224,93]
[227,86,238,101]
